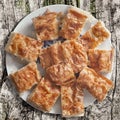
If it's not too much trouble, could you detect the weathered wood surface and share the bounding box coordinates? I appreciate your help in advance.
[0,0,120,120]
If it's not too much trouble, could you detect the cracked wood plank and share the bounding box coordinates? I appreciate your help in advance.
[110,0,120,120]
[0,0,9,87]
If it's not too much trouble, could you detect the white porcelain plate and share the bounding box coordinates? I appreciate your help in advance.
[6,5,112,116]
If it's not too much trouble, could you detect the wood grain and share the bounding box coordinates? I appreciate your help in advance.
[0,0,119,120]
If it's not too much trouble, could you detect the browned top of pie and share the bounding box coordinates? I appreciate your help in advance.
[33,10,60,41]
[77,67,113,101]
[39,42,62,68]
[62,40,88,73]
[40,40,87,73]
[28,77,60,112]
[61,80,84,117]
[88,49,114,73]
[92,21,110,39]
[78,21,110,50]
[59,7,87,40]
[10,62,41,93]
[46,62,75,86]
[5,33,42,62]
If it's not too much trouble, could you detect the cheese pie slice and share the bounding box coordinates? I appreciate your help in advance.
[39,42,63,69]
[61,80,84,117]
[88,49,114,73]
[46,62,75,86]
[59,6,87,40]
[78,21,110,50]
[5,33,42,62]
[77,67,113,101]
[62,40,88,73]
[33,10,60,41]
[28,77,60,112]
[10,62,41,93]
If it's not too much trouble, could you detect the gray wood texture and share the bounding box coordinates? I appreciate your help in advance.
[0,0,120,120]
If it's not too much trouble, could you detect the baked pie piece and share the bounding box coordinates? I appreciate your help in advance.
[88,49,114,73]
[5,33,42,62]
[39,42,63,69]
[62,40,88,73]
[46,62,75,86]
[28,77,60,112]
[59,6,88,40]
[39,40,71,69]
[10,62,41,93]
[61,80,84,117]
[33,10,60,41]
[78,21,110,50]
[49,42,64,65]
[77,67,113,101]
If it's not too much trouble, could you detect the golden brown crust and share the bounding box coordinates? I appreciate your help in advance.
[77,67,113,101]
[10,62,41,93]
[59,7,87,40]
[62,40,88,73]
[61,80,84,117]
[46,62,75,86]
[88,49,114,73]
[33,10,60,41]
[39,42,63,68]
[78,21,110,50]
[5,33,42,62]
[40,40,87,73]
[28,77,60,112]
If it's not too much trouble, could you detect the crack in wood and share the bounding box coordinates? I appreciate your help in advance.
[90,0,96,17]
[25,0,31,13]
[108,1,119,120]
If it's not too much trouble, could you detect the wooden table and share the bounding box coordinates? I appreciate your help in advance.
[0,0,120,120]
